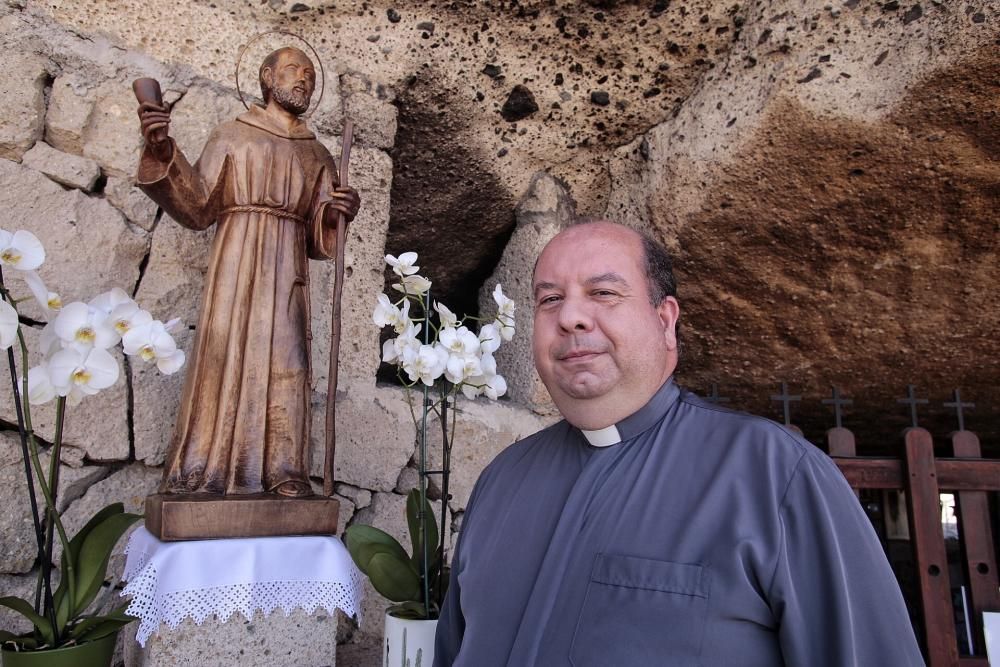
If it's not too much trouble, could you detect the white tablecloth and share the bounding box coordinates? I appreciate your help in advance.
[121,526,365,646]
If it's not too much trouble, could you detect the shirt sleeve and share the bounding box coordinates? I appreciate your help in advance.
[433,535,466,667]
[136,130,229,231]
[768,450,924,666]
[434,474,488,667]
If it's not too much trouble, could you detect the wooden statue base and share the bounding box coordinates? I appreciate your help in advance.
[145,493,340,541]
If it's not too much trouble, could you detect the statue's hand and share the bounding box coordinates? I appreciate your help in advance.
[137,101,173,162]
[327,186,361,223]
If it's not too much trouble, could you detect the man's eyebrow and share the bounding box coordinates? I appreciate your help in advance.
[586,272,629,286]
[533,281,558,297]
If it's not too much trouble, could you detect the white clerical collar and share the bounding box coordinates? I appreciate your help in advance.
[580,424,622,447]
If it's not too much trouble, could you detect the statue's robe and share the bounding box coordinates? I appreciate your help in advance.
[137,105,341,495]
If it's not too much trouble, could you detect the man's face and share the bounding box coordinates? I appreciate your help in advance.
[532,223,679,427]
[267,49,315,115]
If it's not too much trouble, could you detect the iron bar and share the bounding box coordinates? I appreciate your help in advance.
[897,384,928,428]
[944,388,974,433]
[821,386,852,429]
[769,382,801,427]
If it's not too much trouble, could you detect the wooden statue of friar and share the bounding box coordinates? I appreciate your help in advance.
[134,46,359,539]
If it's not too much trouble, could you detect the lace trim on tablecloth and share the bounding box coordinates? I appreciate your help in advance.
[121,561,366,646]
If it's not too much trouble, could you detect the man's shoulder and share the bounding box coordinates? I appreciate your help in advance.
[676,389,813,465]
[478,419,572,478]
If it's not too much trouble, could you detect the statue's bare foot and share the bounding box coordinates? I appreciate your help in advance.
[273,480,313,497]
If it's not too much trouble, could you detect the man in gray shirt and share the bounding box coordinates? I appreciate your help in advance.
[434,221,922,666]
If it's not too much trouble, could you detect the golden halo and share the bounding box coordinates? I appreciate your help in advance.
[235,30,326,116]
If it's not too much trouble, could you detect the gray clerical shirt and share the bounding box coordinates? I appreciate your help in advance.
[434,380,923,666]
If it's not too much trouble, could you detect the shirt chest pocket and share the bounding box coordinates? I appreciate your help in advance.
[569,554,710,667]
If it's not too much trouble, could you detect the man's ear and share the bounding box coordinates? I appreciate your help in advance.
[657,296,680,351]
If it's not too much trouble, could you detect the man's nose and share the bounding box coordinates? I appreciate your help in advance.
[557,296,594,333]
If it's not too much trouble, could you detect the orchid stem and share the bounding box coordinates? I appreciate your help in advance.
[0,270,57,639]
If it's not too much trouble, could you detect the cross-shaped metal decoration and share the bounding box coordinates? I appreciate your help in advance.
[705,383,730,405]
[896,384,928,428]
[943,388,974,432]
[822,386,852,429]
[771,382,801,427]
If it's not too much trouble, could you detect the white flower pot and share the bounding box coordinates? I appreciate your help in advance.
[383,613,437,667]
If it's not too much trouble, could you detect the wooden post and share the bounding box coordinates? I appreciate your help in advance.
[826,427,858,497]
[903,427,959,666]
[951,429,1000,657]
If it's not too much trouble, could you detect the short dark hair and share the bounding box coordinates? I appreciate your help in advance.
[566,218,678,305]
[639,231,677,306]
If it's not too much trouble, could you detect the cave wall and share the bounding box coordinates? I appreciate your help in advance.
[0,0,996,662]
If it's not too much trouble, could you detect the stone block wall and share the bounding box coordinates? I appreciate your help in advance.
[0,6,552,660]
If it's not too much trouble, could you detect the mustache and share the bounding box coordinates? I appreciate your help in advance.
[553,338,609,360]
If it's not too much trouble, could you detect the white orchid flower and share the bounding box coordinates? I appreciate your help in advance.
[479,353,507,399]
[478,322,501,355]
[445,353,483,385]
[492,283,516,341]
[47,346,120,404]
[164,317,184,333]
[88,288,134,316]
[460,381,483,400]
[122,320,186,374]
[382,322,422,364]
[0,299,18,350]
[373,294,412,334]
[22,271,62,312]
[38,321,61,359]
[391,273,432,297]
[107,301,153,339]
[0,229,45,271]
[401,343,448,386]
[482,372,508,400]
[493,284,515,317]
[52,301,118,351]
[27,365,56,405]
[434,301,458,329]
[439,326,480,361]
[462,352,507,400]
[385,252,420,277]
[382,338,401,365]
[373,293,399,328]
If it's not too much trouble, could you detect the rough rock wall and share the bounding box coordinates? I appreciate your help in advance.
[0,0,997,664]
[604,0,999,444]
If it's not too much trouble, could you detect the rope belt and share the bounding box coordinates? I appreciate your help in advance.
[222,205,306,225]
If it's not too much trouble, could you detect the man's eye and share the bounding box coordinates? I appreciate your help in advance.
[538,295,561,305]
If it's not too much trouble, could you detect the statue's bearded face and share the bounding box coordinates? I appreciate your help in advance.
[265,49,316,115]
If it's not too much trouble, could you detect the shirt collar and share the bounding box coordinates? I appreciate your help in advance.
[578,378,680,447]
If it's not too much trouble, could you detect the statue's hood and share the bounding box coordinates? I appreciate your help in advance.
[237,105,316,140]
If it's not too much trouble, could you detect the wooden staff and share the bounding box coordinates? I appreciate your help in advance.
[324,121,354,497]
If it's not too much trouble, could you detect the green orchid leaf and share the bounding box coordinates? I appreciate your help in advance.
[344,525,411,575]
[54,503,128,631]
[405,490,439,572]
[67,600,131,639]
[0,596,54,646]
[68,503,125,566]
[0,631,38,650]
[71,512,141,618]
[367,552,421,602]
[73,616,133,642]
